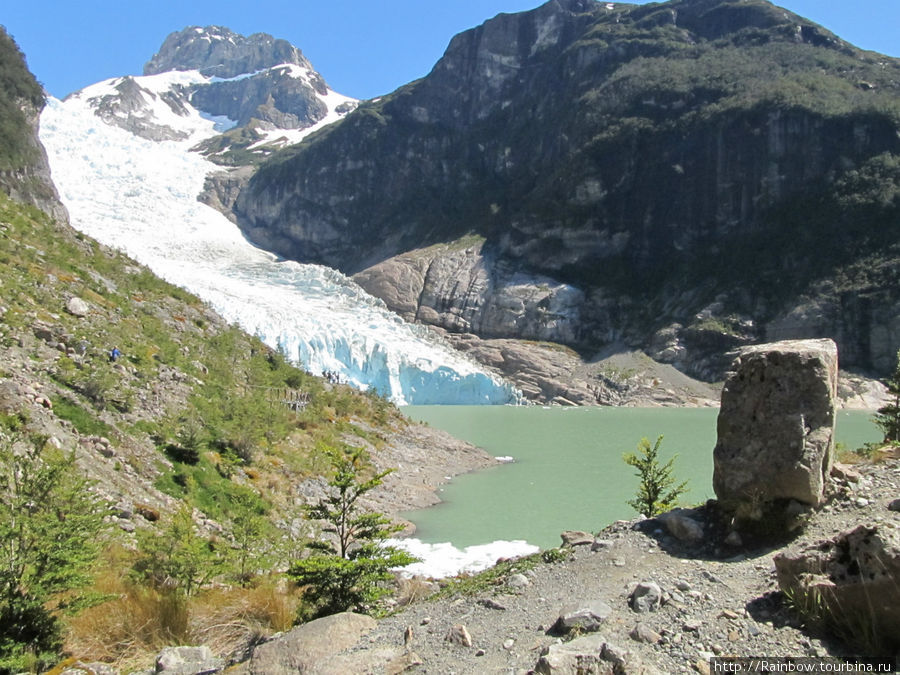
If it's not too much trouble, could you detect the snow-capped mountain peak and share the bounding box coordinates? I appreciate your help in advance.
[144,25,311,80]
[69,27,358,159]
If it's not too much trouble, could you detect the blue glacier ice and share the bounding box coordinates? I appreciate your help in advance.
[38,75,519,405]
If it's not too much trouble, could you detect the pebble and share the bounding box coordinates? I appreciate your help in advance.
[856,497,870,507]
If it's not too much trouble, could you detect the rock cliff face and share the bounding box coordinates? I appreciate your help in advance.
[232,0,900,379]
[0,27,67,221]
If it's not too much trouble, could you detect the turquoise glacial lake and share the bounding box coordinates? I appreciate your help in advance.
[401,406,881,550]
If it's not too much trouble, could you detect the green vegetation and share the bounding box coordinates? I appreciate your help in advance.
[873,349,900,443]
[623,435,689,518]
[0,184,410,665]
[0,429,108,674]
[0,27,44,172]
[288,447,418,620]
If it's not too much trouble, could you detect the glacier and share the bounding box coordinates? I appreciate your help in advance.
[38,75,519,406]
[39,68,532,576]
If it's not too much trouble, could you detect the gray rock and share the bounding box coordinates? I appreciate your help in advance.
[561,530,595,547]
[658,509,704,543]
[507,573,531,588]
[888,499,900,512]
[66,296,90,317]
[774,524,900,653]
[155,646,222,675]
[713,339,838,522]
[235,612,376,673]
[552,600,613,633]
[629,582,662,613]
[446,623,473,647]
[630,623,662,644]
[535,634,657,674]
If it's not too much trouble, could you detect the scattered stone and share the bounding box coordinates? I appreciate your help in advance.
[420,617,431,625]
[155,646,222,675]
[560,530,595,547]
[713,339,838,524]
[832,463,862,483]
[475,648,486,657]
[446,624,473,648]
[675,579,692,592]
[658,509,704,543]
[591,538,614,551]
[682,619,702,632]
[629,582,662,613]
[66,296,90,317]
[888,499,900,512]
[507,573,530,589]
[719,609,741,620]
[552,600,613,633]
[535,634,648,674]
[856,498,870,507]
[503,638,515,651]
[60,662,118,675]
[630,622,662,644]
[478,598,507,611]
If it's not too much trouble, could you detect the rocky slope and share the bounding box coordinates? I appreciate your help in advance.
[217,454,900,675]
[230,0,900,384]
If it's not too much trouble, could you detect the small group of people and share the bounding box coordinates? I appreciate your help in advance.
[322,370,342,384]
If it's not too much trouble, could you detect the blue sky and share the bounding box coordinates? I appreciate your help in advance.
[4,1,900,101]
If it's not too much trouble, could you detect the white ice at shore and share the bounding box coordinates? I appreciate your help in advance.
[390,538,540,578]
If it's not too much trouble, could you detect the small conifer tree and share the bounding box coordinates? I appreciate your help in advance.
[873,349,900,443]
[0,431,107,673]
[288,447,418,621]
[623,435,689,517]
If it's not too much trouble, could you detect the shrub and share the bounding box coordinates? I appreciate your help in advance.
[623,435,689,517]
[873,349,900,442]
[288,447,418,620]
[0,432,108,673]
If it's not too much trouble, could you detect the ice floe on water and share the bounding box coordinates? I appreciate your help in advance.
[389,538,540,578]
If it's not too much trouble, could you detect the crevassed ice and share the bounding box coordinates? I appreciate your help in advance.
[38,75,519,405]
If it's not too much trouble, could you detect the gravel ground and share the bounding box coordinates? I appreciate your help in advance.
[344,456,900,674]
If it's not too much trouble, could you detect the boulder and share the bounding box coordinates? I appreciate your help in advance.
[236,612,376,674]
[657,509,704,543]
[561,530,595,547]
[535,634,658,674]
[155,646,222,674]
[66,296,90,317]
[774,524,900,654]
[629,582,662,613]
[551,600,613,633]
[713,339,837,520]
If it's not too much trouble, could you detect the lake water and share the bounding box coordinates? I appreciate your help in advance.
[401,406,880,551]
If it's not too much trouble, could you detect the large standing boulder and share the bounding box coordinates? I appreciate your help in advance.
[774,523,900,654]
[713,338,838,522]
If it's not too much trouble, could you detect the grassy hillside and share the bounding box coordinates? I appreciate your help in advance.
[0,191,411,669]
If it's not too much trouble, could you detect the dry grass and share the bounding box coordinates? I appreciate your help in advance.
[64,550,302,671]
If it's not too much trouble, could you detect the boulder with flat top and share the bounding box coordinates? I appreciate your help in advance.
[713,339,838,524]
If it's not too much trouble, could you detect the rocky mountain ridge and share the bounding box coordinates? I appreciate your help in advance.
[79,26,357,162]
[226,0,900,386]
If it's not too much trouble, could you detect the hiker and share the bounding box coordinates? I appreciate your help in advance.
[109,346,121,362]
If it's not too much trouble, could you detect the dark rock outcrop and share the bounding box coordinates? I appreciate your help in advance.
[0,27,67,221]
[713,339,837,522]
[232,0,900,379]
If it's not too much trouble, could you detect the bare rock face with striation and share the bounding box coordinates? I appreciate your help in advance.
[713,338,838,520]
